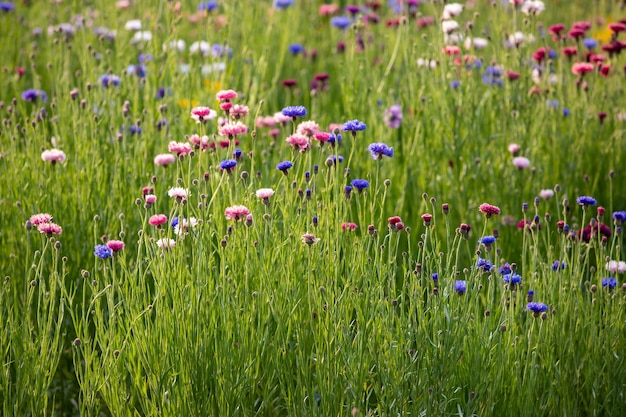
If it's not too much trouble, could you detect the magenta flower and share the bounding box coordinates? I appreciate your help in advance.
[191,106,217,123]
[149,214,168,226]
[37,222,62,236]
[225,205,250,221]
[188,134,210,151]
[106,240,125,252]
[168,141,193,156]
[216,89,238,101]
[218,121,248,138]
[29,213,53,226]
[479,203,501,217]
[286,133,310,152]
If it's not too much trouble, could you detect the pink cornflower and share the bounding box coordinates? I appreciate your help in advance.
[154,154,176,166]
[229,104,249,119]
[216,89,238,101]
[539,189,554,199]
[256,188,275,199]
[319,4,339,16]
[286,133,310,152]
[149,214,168,226]
[388,216,404,232]
[106,240,125,252]
[188,134,210,151]
[38,222,62,236]
[572,62,594,75]
[256,116,277,128]
[218,121,248,138]
[273,112,291,125]
[513,156,531,169]
[444,45,460,55]
[479,203,501,218]
[341,222,358,231]
[508,143,521,155]
[144,194,157,208]
[421,213,433,226]
[610,22,626,34]
[313,131,331,143]
[168,187,189,202]
[225,205,250,221]
[29,213,53,226]
[301,232,320,246]
[562,46,578,59]
[296,120,320,137]
[190,106,217,123]
[328,123,343,133]
[606,260,626,274]
[41,149,66,164]
[269,129,281,138]
[168,141,193,156]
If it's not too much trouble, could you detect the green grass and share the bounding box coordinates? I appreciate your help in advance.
[1,0,626,415]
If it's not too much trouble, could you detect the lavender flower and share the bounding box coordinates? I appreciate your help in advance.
[21,89,47,102]
[331,16,352,30]
[100,74,121,88]
[367,143,394,160]
[384,104,403,129]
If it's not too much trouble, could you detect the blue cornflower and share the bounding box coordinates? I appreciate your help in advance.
[479,235,497,245]
[503,273,522,285]
[138,54,153,63]
[432,273,439,281]
[547,99,559,108]
[612,211,626,224]
[327,132,342,146]
[342,120,367,136]
[498,263,512,275]
[211,44,232,58]
[129,125,142,135]
[583,38,597,49]
[281,105,307,119]
[325,155,344,166]
[527,290,534,301]
[562,108,570,117]
[0,2,15,12]
[602,277,617,289]
[367,143,394,160]
[127,64,147,78]
[273,0,293,9]
[276,160,293,174]
[526,302,548,314]
[288,44,305,55]
[156,87,167,99]
[576,196,597,206]
[220,159,237,171]
[156,119,168,131]
[455,280,467,294]
[171,217,180,228]
[350,179,370,192]
[344,185,353,198]
[477,257,493,272]
[21,89,47,102]
[331,16,352,30]
[100,74,121,88]
[233,149,242,160]
[451,80,460,89]
[548,49,558,59]
[94,244,113,259]
[552,260,566,271]
[198,1,218,11]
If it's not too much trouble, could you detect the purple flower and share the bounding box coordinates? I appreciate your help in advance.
[277,160,293,174]
[0,2,15,12]
[281,106,307,119]
[384,104,403,129]
[503,273,522,285]
[552,260,566,271]
[220,159,237,171]
[477,257,493,272]
[273,0,293,9]
[342,120,367,135]
[331,16,352,30]
[367,143,394,159]
[526,302,548,313]
[498,263,512,275]
[21,89,47,102]
[100,74,121,88]
[350,179,370,192]
[612,211,626,224]
[455,280,467,294]
[583,38,597,49]
[576,196,597,206]
[94,244,113,259]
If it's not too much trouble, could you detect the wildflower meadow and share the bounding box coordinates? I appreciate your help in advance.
[2,0,626,415]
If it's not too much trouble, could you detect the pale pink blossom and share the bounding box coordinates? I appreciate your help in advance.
[296,120,320,137]
[479,203,501,217]
[512,156,531,169]
[168,187,189,201]
[29,213,53,226]
[319,4,339,16]
[149,214,168,226]
[301,232,320,246]
[41,149,66,164]
[571,62,594,75]
[256,188,275,204]
[145,194,157,204]
[190,106,217,123]
[218,121,248,138]
[606,260,626,274]
[216,89,238,101]
[188,134,210,151]
[507,143,521,155]
[286,133,310,152]
[37,222,62,235]
[154,154,176,166]
[273,112,291,124]
[256,116,277,128]
[168,141,193,156]
[225,205,250,221]
[539,189,554,199]
[229,104,249,119]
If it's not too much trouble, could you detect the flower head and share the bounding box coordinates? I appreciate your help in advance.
[21,89,47,102]
[286,133,310,152]
[149,214,168,226]
[341,222,358,231]
[216,89,237,101]
[384,105,403,129]
[41,149,66,164]
[331,16,352,30]
[342,120,367,136]
[256,188,275,200]
[477,257,493,272]
[99,74,121,88]
[526,302,548,315]
[220,159,237,172]
[602,277,617,289]
[191,106,217,123]
[350,179,370,192]
[106,240,125,252]
[37,222,62,236]
[613,211,626,225]
[513,156,531,169]
[479,203,501,217]
[367,143,394,160]
[276,161,293,174]
[29,213,53,226]
[154,154,176,167]
[576,196,597,206]
[156,238,176,249]
[219,121,248,138]
[94,244,113,259]
[168,187,189,202]
[455,280,467,294]
[605,260,626,274]
[301,232,320,246]
[281,106,307,120]
[225,205,250,221]
[503,273,522,285]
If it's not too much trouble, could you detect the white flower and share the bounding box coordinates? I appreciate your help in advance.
[606,260,626,274]
[539,189,554,199]
[441,20,459,34]
[444,33,463,44]
[163,39,186,52]
[174,217,198,236]
[201,62,227,75]
[520,1,545,16]
[189,41,211,55]
[531,68,542,84]
[464,37,489,50]
[179,64,191,75]
[124,19,142,31]
[168,187,189,200]
[442,3,464,20]
[131,31,152,44]
[156,238,176,249]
